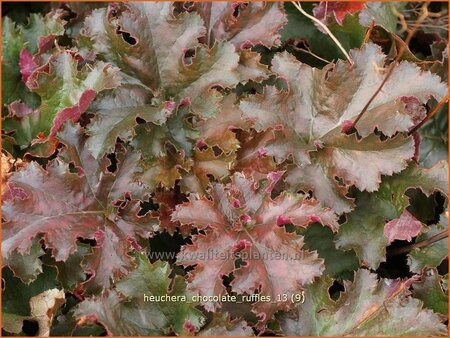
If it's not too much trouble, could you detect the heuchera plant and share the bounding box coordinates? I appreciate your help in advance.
[1,1,448,336]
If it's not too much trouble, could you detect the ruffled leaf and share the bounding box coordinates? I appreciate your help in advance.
[279,269,447,336]
[2,11,65,105]
[194,2,287,48]
[2,123,154,292]
[336,162,448,269]
[173,172,338,324]
[408,222,448,273]
[412,269,448,315]
[74,253,205,335]
[241,44,446,213]
[28,51,121,137]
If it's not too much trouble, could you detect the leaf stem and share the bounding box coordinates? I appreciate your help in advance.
[408,93,449,135]
[387,229,448,256]
[352,2,430,128]
[290,2,353,65]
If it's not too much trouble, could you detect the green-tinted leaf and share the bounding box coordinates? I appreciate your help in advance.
[419,105,448,168]
[3,102,42,149]
[336,162,448,269]
[43,244,91,290]
[412,268,448,315]
[83,3,245,120]
[299,223,358,280]
[282,2,365,64]
[199,313,253,336]
[2,313,26,335]
[86,88,175,159]
[132,104,199,160]
[21,11,66,54]
[359,2,406,32]
[1,18,36,106]
[408,222,448,273]
[2,265,60,335]
[3,237,44,284]
[279,269,447,336]
[28,51,120,137]
[1,10,65,107]
[74,253,205,335]
[163,42,240,111]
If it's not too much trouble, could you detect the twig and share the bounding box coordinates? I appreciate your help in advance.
[387,229,448,256]
[408,93,449,135]
[362,20,375,44]
[290,1,353,65]
[352,2,430,128]
[297,47,331,64]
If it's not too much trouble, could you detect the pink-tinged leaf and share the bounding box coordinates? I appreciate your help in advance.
[50,89,96,136]
[198,313,253,336]
[82,227,135,293]
[172,198,228,230]
[242,44,446,154]
[37,35,57,53]
[22,10,66,53]
[400,96,428,125]
[83,2,241,119]
[2,123,154,291]
[1,153,27,202]
[265,170,285,193]
[241,43,446,213]
[2,160,102,262]
[194,2,287,48]
[8,101,33,118]
[82,3,206,91]
[340,119,354,134]
[237,49,271,83]
[2,182,28,202]
[174,172,338,324]
[234,130,277,180]
[27,51,121,138]
[180,147,236,195]
[153,190,193,236]
[19,48,38,83]
[195,93,249,153]
[384,210,422,243]
[313,2,365,25]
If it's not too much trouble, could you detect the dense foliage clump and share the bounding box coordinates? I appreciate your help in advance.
[1,2,448,336]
